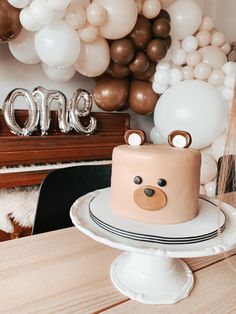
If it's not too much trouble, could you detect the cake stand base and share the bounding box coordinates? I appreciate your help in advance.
[110,252,194,304]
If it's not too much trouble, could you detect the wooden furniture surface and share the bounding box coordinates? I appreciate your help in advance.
[0,194,236,314]
[0,111,130,188]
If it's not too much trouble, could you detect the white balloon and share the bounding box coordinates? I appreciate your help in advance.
[181,36,198,53]
[167,0,202,40]
[186,51,202,67]
[156,61,170,71]
[199,185,206,195]
[154,80,227,149]
[204,181,216,197]
[53,9,66,20]
[169,68,183,85]
[224,74,236,89]
[171,49,186,66]
[86,3,106,26]
[152,81,168,94]
[20,7,41,31]
[8,0,30,8]
[200,153,217,184]
[170,40,181,53]
[9,29,40,64]
[150,127,165,144]
[211,133,226,161]
[222,62,236,76]
[47,0,71,10]
[208,69,225,86]
[29,0,54,25]
[78,24,98,43]
[42,63,76,82]
[35,20,81,67]
[196,31,211,47]
[182,65,194,80]
[75,36,110,77]
[194,63,212,81]
[211,32,226,47]
[199,16,214,32]
[222,88,234,101]
[154,69,170,85]
[142,0,161,19]
[65,3,86,30]
[93,0,138,40]
[198,46,227,69]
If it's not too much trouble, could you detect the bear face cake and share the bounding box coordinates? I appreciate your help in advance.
[110,130,201,225]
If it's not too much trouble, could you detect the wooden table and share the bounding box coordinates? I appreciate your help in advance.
[1,196,236,313]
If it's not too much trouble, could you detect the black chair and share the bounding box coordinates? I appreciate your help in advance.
[32,164,111,235]
[216,155,236,194]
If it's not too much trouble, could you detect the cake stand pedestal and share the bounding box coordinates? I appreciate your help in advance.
[70,190,236,305]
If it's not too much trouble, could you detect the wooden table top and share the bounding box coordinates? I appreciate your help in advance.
[1,195,236,314]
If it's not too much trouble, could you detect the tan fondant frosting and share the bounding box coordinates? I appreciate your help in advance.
[110,144,201,224]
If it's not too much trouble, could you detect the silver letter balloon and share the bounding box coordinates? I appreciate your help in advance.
[3,87,97,136]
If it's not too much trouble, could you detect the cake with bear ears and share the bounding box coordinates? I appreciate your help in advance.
[110,130,201,225]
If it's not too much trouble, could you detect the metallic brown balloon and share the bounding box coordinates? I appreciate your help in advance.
[129,79,159,115]
[93,77,129,111]
[129,51,150,74]
[110,38,135,65]
[152,18,171,39]
[128,15,152,49]
[106,61,130,78]
[132,61,156,80]
[164,35,172,48]
[157,9,171,22]
[146,39,168,62]
[0,0,22,42]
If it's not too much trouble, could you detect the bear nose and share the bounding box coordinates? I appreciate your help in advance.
[144,188,155,197]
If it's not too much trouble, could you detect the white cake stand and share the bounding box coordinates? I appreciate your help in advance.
[70,189,236,305]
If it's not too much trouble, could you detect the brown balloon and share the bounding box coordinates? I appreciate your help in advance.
[164,35,172,48]
[157,9,171,22]
[129,51,150,74]
[110,38,135,65]
[146,39,168,62]
[93,77,129,111]
[152,18,171,39]
[0,0,22,42]
[106,61,130,78]
[129,79,159,115]
[129,15,152,49]
[132,61,156,80]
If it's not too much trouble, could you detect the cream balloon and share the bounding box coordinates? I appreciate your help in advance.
[181,36,198,53]
[93,0,138,40]
[208,69,225,86]
[199,16,214,32]
[65,3,86,29]
[204,181,216,197]
[194,63,212,80]
[182,66,194,80]
[86,3,106,26]
[142,0,161,19]
[154,80,227,149]
[196,31,211,47]
[42,63,76,82]
[211,32,225,47]
[167,0,202,40]
[35,20,81,67]
[78,24,98,43]
[70,0,90,8]
[20,7,41,31]
[75,36,110,77]
[198,46,227,69]
[221,42,231,55]
[186,51,202,67]
[9,29,40,64]
[8,0,30,8]
[200,153,217,185]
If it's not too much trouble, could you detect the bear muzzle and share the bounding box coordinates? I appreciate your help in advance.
[134,185,167,211]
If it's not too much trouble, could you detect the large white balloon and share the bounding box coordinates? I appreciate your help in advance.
[167,0,202,40]
[42,63,76,82]
[93,0,138,39]
[9,29,40,64]
[200,153,217,184]
[75,36,110,77]
[35,20,81,67]
[154,80,227,149]
[198,46,227,69]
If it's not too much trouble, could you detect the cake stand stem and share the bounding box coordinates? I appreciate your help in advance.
[110,252,194,304]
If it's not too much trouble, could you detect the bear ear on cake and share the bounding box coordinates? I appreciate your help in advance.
[168,130,192,148]
[124,130,146,147]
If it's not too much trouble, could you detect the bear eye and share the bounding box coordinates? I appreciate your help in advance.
[157,178,167,187]
[134,176,142,185]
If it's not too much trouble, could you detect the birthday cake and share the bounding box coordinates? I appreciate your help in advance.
[110,130,201,224]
